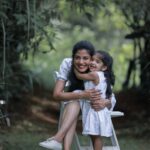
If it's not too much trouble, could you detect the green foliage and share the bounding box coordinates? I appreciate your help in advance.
[113,0,150,97]
[0,0,60,102]
[1,0,150,108]
[24,3,131,91]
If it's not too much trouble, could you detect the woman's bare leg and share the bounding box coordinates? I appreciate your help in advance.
[54,101,80,145]
[90,135,103,150]
[63,117,78,150]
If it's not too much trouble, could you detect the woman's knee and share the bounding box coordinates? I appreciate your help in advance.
[65,101,80,111]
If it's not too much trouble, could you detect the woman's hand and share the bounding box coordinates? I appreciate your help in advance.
[91,98,112,111]
[91,98,107,111]
[82,89,100,99]
[87,88,112,111]
[81,89,112,111]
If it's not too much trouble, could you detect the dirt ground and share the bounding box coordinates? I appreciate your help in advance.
[3,87,150,137]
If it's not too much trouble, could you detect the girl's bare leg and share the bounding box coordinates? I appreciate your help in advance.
[54,101,80,146]
[90,135,103,150]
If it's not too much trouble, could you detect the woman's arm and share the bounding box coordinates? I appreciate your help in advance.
[74,69,99,84]
[90,93,116,111]
[53,80,95,101]
[53,79,111,112]
[54,58,100,101]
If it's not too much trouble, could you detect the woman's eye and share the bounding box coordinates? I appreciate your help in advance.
[75,56,80,60]
[84,57,90,60]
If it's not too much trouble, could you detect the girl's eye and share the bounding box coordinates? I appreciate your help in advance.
[96,60,100,63]
[99,60,103,63]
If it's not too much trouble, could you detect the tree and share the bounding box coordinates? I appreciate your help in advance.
[1,0,149,109]
[0,0,59,102]
[113,0,150,99]
[0,0,106,103]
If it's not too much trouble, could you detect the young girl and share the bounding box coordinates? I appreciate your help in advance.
[74,50,115,150]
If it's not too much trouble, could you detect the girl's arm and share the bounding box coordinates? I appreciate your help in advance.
[74,69,99,84]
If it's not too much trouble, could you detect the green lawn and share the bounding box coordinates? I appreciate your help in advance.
[0,119,150,150]
[119,136,149,150]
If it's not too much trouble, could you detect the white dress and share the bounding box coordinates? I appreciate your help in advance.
[81,71,112,137]
[56,58,116,109]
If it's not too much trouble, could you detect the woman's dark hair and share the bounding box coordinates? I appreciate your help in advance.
[96,50,115,99]
[68,40,95,92]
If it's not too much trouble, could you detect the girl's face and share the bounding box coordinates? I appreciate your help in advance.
[73,49,92,73]
[89,54,107,72]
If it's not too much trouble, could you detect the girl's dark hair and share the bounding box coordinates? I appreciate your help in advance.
[68,41,95,92]
[96,50,115,99]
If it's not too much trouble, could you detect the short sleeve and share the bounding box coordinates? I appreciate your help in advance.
[57,58,72,81]
[110,93,116,111]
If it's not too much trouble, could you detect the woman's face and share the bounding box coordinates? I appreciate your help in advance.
[73,49,92,73]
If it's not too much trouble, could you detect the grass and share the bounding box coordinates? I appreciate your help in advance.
[0,131,45,150]
[119,137,149,150]
[0,131,149,150]
[0,120,50,150]
[0,117,150,150]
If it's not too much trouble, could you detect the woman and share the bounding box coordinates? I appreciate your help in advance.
[39,40,116,150]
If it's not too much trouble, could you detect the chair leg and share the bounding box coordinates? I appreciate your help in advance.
[73,132,82,150]
[110,120,120,150]
[5,117,11,127]
[58,102,64,129]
